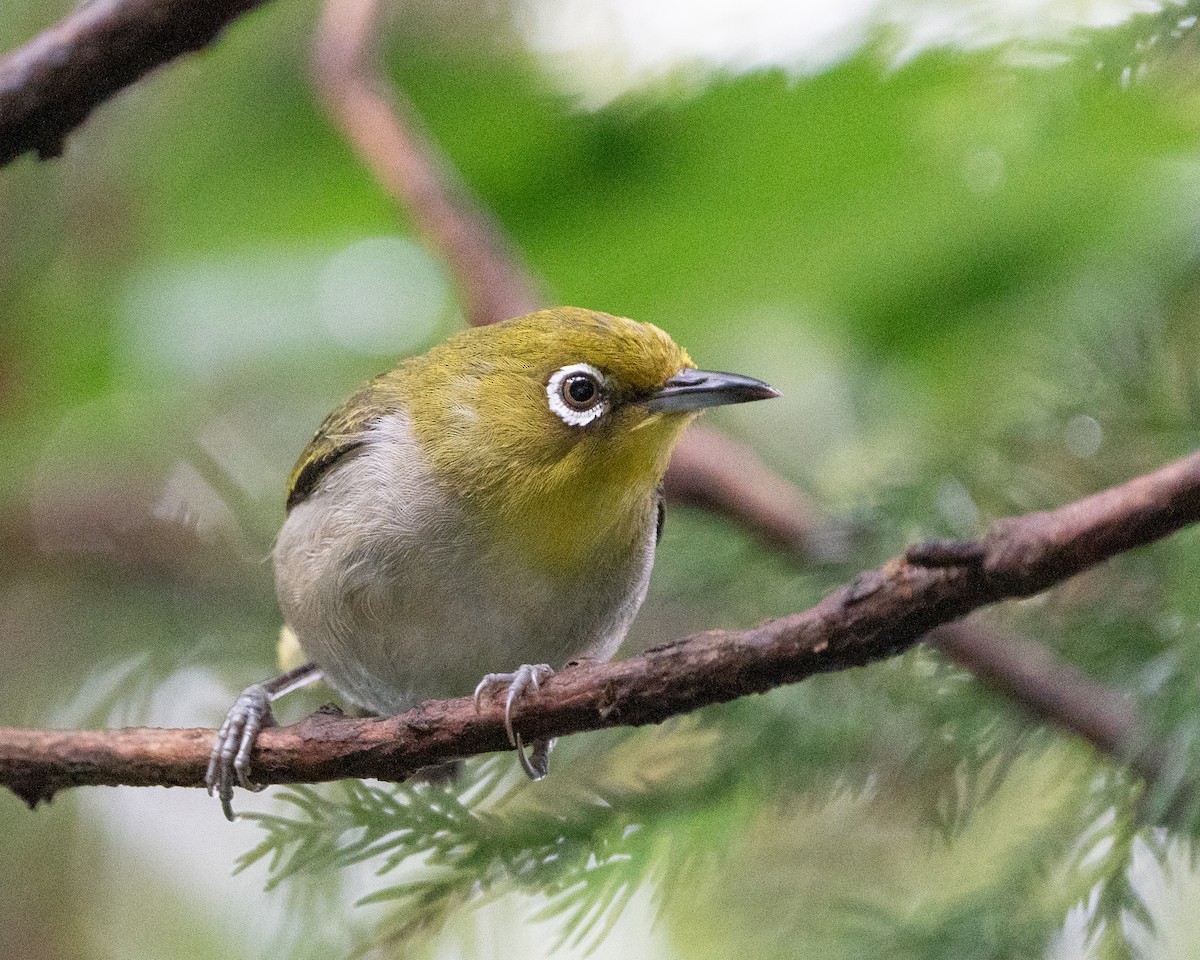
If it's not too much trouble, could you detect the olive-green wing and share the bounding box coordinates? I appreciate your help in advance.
[285,379,395,512]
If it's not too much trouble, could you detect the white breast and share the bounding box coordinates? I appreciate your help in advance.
[272,412,656,716]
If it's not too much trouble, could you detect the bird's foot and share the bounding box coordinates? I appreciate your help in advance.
[473,663,554,780]
[206,683,277,821]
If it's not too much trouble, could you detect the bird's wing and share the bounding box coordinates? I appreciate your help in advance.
[285,378,398,512]
[655,487,665,544]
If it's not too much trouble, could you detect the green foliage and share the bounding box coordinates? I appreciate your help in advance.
[234,654,1155,957]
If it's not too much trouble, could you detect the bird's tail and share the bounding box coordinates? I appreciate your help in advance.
[276,624,307,673]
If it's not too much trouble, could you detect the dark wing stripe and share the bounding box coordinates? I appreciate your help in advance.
[284,382,390,513]
[285,439,367,512]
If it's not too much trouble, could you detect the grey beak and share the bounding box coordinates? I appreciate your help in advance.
[643,369,780,414]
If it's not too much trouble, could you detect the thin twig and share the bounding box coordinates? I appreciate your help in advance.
[3,449,1199,805]
[928,620,1164,783]
[0,0,275,166]
[662,423,843,561]
[312,0,541,328]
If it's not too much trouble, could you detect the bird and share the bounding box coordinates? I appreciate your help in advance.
[206,307,778,819]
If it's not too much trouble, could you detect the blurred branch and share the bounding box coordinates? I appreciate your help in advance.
[312,0,541,327]
[0,0,275,167]
[662,423,842,561]
[0,484,264,588]
[4,449,1200,806]
[929,620,1166,784]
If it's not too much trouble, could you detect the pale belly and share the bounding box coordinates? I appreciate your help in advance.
[272,415,656,716]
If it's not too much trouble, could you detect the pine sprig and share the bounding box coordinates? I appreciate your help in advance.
[238,672,1127,957]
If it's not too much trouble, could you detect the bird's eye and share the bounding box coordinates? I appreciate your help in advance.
[547,363,608,427]
[562,373,600,410]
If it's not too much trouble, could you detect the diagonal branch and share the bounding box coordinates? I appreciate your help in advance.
[0,0,276,166]
[312,0,541,328]
[661,423,844,561]
[3,449,1198,807]
[928,620,1164,784]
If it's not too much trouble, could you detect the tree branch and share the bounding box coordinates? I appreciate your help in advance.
[660,423,842,561]
[4,449,1198,806]
[928,620,1164,783]
[0,0,276,167]
[312,0,541,328]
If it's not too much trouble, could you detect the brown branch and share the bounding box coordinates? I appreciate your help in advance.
[4,449,1199,806]
[312,0,541,328]
[929,620,1165,783]
[0,0,276,167]
[662,424,843,561]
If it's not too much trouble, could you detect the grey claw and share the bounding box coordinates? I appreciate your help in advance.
[474,671,520,742]
[516,734,554,781]
[472,675,491,714]
[206,683,273,820]
[473,664,554,755]
[503,680,523,746]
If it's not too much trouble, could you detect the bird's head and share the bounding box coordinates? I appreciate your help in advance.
[402,307,778,570]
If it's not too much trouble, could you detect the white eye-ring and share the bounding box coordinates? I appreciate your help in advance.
[547,362,607,427]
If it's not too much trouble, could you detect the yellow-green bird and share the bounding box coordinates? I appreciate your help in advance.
[207,307,778,818]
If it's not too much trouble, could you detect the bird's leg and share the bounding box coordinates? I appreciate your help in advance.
[206,661,323,821]
[473,663,555,780]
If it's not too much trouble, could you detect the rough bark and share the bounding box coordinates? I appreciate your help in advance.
[0,0,274,166]
[4,448,1198,807]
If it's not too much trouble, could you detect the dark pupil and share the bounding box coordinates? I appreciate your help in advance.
[566,376,597,406]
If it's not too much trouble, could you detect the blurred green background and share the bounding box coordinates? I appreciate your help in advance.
[4,0,1200,957]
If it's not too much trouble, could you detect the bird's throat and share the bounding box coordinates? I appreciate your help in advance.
[496,475,657,578]
[475,427,682,579]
